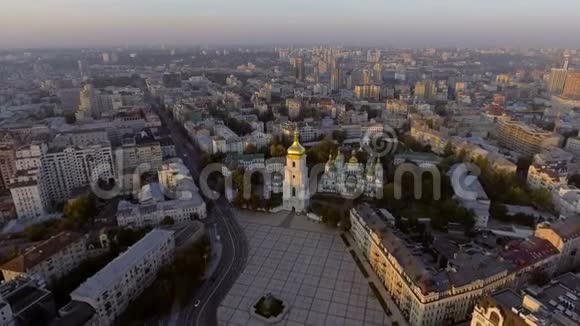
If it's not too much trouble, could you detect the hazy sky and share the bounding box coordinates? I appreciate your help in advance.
[1,0,579,48]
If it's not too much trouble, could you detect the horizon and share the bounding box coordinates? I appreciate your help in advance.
[1,0,580,49]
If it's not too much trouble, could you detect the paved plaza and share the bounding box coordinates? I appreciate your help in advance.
[217,217,392,326]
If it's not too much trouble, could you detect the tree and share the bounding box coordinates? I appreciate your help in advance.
[24,224,47,242]
[160,216,175,226]
[269,140,287,158]
[332,130,347,144]
[306,140,338,167]
[529,188,553,211]
[443,141,454,157]
[516,156,533,177]
[490,202,508,220]
[63,194,96,226]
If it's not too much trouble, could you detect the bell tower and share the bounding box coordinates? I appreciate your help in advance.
[283,130,310,212]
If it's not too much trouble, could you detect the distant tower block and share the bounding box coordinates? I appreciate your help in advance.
[563,51,571,70]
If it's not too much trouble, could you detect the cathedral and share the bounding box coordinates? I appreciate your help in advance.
[281,130,383,214]
[319,149,384,199]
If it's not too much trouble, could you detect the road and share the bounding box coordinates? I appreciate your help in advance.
[152,102,249,326]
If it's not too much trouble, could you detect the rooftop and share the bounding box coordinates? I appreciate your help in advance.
[71,229,174,300]
[352,204,513,295]
[1,232,83,273]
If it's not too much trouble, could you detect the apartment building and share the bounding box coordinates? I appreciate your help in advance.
[527,147,574,191]
[0,143,16,191]
[64,229,175,326]
[471,273,580,326]
[350,204,518,326]
[0,232,87,284]
[535,221,580,274]
[9,169,47,219]
[115,132,163,195]
[354,84,381,100]
[0,277,56,326]
[9,143,48,219]
[497,120,560,157]
[41,143,114,204]
[116,198,206,227]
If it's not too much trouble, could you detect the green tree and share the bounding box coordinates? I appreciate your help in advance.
[443,141,454,157]
[160,216,175,226]
[63,194,96,226]
[269,141,287,157]
[332,130,347,144]
[24,224,47,241]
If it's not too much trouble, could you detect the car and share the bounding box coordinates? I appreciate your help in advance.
[194,299,201,307]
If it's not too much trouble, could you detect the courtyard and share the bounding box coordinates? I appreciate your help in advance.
[217,211,395,326]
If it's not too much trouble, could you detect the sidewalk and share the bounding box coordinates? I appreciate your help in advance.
[344,232,409,326]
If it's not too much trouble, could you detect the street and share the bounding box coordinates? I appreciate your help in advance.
[153,103,249,326]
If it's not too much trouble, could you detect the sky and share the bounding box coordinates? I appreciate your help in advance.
[1,0,579,49]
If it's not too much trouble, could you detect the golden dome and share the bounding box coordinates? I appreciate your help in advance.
[287,130,306,157]
[349,149,359,164]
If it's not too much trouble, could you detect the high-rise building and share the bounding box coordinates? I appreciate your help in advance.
[9,144,48,219]
[373,63,383,84]
[0,144,16,191]
[563,51,571,70]
[362,67,372,85]
[10,169,47,220]
[562,72,580,98]
[330,66,342,92]
[78,60,89,78]
[354,85,381,101]
[548,68,568,95]
[41,143,114,204]
[414,80,436,100]
[346,72,353,90]
[292,56,305,81]
[285,98,302,120]
[115,133,163,195]
[283,131,309,212]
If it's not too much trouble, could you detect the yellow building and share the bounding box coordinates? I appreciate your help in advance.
[414,81,436,100]
[535,221,580,274]
[497,120,560,157]
[354,84,381,101]
[350,204,517,326]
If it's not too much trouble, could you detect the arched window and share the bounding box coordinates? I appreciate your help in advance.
[292,162,296,168]
[292,187,296,197]
[489,311,501,326]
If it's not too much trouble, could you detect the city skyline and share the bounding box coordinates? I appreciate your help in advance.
[2,0,580,49]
